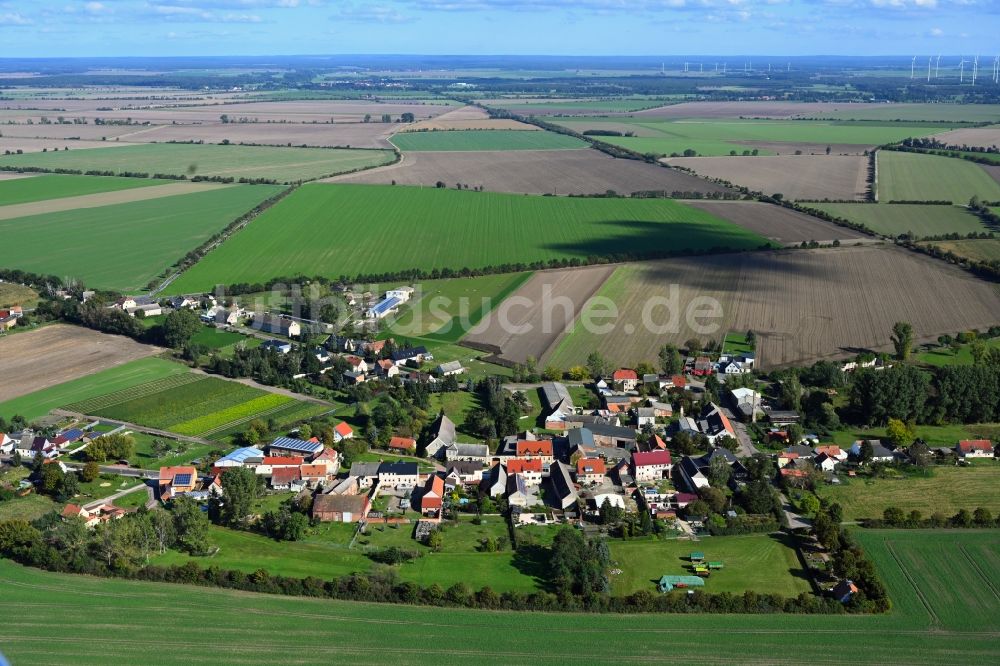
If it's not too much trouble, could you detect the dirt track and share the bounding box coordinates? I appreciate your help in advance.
[683,201,868,245]
[665,154,869,201]
[0,325,161,403]
[463,265,617,364]
[0,182,232,220]
[325,149,731,196]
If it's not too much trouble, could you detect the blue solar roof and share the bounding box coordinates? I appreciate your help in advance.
[217,446,264,464]
[269,437,323,454]
[60,429,85,442]
[370,296,401,316]
[173,473,193,486]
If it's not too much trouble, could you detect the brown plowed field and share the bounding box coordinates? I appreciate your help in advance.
[324,149,731,196]
[930,127,1000,149]
[682,201,868,245]
[544,245,1000,370]
[0,325,161,403]
[0,137,127,153]
[463,265,617,364]
[117,122,401,149]
[631,101,901,120]
[982,164,1000,187]
[0,124,145,141]
[0,182,232,221]
[665,154,869,200]
[734,141,874,156]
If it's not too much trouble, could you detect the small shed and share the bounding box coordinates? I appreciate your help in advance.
[658,575,706,593]
[690,551,705,562]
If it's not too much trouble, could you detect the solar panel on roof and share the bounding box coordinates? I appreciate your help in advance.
[173,473,193,486]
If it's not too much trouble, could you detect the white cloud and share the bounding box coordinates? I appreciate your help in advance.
[337,4,411,23]
[0,11,31,25]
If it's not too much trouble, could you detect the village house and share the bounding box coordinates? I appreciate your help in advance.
[255,456,305,477]
[312,448,340,475]
[388,436,417,453]
[332,421,354,443]
[420,474,445,518]
[270,467,303,491]
[62,503,125,529]
[312,493,371,523]
[692,356,713,375]
[260,339,292,354]
[444,442,491,463]
[575,458,606,485]
[956,439,994,458]
[425,413,458,459]
[348,462,381,487]
[391,346,428,366]
[0,308,21,331]
[677,448,748,493]
[158,466,199,500]
[612,368,639,391]
[650,400,673,418]
[814,444,848,461]
[482,462,507,497]
[344,355,369,374]
[506,458,544,485]
[378,462,420,489]
[515,439,554,464]
[698,403,737,444]
[814,452,838,473]
[374,358,400,379]
[268,436,324,458]
[0,433,13,454]
[170,295,199,310]
[255,314,301,338]
[635,407,656,428]
[632,450,672,483]
[603,394,632,414]
[506,474,532,507]
[444,461,486,487]
[850,440,895,463]
[435,360,466,376]
[298,464,329,487]
[547,461,579,511]
[540,382,575,430]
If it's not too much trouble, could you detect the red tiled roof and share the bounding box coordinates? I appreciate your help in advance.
[958,439,993,452]
[781,468,809,478]
[653,434,667,450]
[299,464,327,478]
[576,458,606,476]
[271,467,301,484]
[262,456,304,466]
[507,458,543,474]
[389,436,416,450]
[425,474,444,498]
[314,447,338,461]
[670,375,687,388]
[62,504,84,518]
[613,369,638,380]
[516,440,553,457]
[814,445,843,457]
[334,422,353,437]
[632,450,672,467]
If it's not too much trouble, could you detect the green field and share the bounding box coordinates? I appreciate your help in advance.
[0,493,57,522]
[0,282,39,308]
[814,464,1000,520]
[384,273,532,342]
[168,184,773,292]
[0,357,188,422]
[721,330,755,357]
[922,238,1000,263]
[1,529,998,664]
[817,103,1000,122]
[0,143,395,183]
[487,98,668,113]
[917,337,1000,367]
[0,184,284,291]
[827,423,1000,449]
[0,174,164,205]
[390,129,587,151]
[811,203,988,238]
[608,533,811,597]
[878,151,1000,203]
[65,374,297,438]
[188,326,254,350]
[552,118,949,157]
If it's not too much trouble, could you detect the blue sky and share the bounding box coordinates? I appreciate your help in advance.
[0,1,997,58]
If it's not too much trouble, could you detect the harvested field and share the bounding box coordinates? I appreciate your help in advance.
[109,122,403,149]
[665,155,869,200]
[325,149,732,196]
[463,265,617,364]
[984,164,1000,187]
[546,245,1000,370]
[0,172,34,180]
[632,101,900,119]
[0,325,160,403]
[0,181,232,221]
[921,238,1000,263]
[0,137,126,153]
[930,126,1000,149]
[402,105,538,132]
[390,129,585,151]
[878,150,1000,203]
[0,124,142,140]
[682,201,868,245]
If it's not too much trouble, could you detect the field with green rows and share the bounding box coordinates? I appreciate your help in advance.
[0,183,284,291]
[810,203,989,238]
[0,142,395,183]
[0,173,164,204]
[0,529,997,664]
[390,129,587,151]
[877,151,1000,203]
[167,183,773,292]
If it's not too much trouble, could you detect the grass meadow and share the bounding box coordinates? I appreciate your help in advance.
[167,184,773,292]
[916,337,1000,367]
[877,151,1000,203]
[0,530,997,664]
[922,238,1000,264]
[0,143,395,183]
[811,203,988,238]
[0,173,164,205]
[390,129,587,151]
[0,184,284,291]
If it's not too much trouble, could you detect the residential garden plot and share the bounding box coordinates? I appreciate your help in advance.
[167,184,772,292]
[71,375,295,437]
[665,155,869,201]
[390,129,586,151]
[684,201,867,245]
[877,151,1000,203]
[545,245,1000,370]
[327,148,732,196]
[0,143,395,183]
[922,238,1000,263]
[0,183,283,291]
[383,273,532,342]
[0,173,163,205]
[3,530,1000,665]
[811,203,989,238]
[0,282,39,308]
[609,533,811,597]
[814,465,1000,521]
[0,328,167,414]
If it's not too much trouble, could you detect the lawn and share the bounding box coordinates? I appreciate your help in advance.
[0,184,284,291]
[188,326,254,351]
[167,184,774,292]
[428,391,483,439]
[383,272,532,342]
[0,493,57,522]
[0,143,396,183]
[390,129,587,151]
[69,375,296,438]
[0,282,39,308]
[810,203,988,238]
[608,533,811,597]
[3,529,998,664]
[916,337,1000,367]
[877,151,1000,203]
[0,357,189,422]
[552,118,949,157]
[721,330,755,356]
[922,238,1000,263]
[814,463,1000,520]
[826,423,1000,448]
[0,174,164,205]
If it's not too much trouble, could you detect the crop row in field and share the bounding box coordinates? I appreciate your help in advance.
[0,142,395,183]
[811,202,989,238]
[0,173,163,205]
[170,392,293,437]
[201,400,332,441]
[0,183,284,291]
[390,129,587,151]
[877,150,1000,203]
[64,373,204,414]
[167,184,773,293]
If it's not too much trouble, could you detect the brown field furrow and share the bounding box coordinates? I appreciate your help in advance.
[0,172,35,181]
[630,101,906,120]
[400,119,539,132]
[0,137,129,153]
[542,245,1000,370]
[112,122,402,149]
[930,127,1000,149]
[734,141,873,156]
[0,325,161,403]
[682,201,868,245]
[0,181,232,220]
[463,264,617,364]
[323,149,731,196]
[665,155,869,201]
[0,124,146,140]
[982,164,1000,187]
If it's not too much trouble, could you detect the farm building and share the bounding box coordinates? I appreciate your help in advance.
[547,461,579,511]
[956,440,994,458]
[312,493,371,523]
[365,295,402,320]
[267,436,324,458]
[632,450,672,482]
[541,382,575,429]
[255,314,301,337]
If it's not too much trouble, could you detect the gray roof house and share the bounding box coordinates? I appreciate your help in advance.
[547,461,579,511]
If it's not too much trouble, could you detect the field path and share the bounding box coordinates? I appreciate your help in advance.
[0,181,233,220]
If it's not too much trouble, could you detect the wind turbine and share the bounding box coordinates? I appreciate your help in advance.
[910,56,916,79]
[960,58,966,84]
[993,55,999,84]
[972,55,979,86]
[927,56,932,82]
[935,54,941,78]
